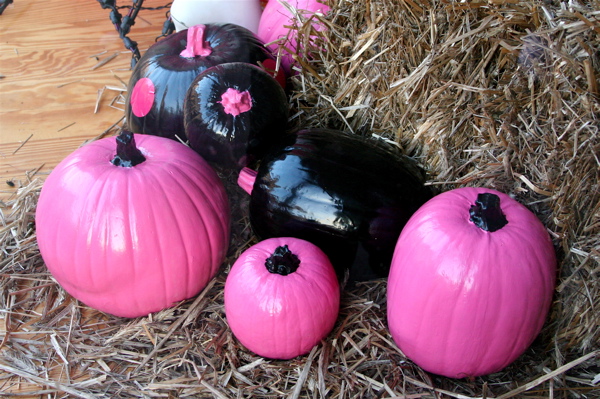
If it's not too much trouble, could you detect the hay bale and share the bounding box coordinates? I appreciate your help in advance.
[290,0,599,355]
[1,0,598,397]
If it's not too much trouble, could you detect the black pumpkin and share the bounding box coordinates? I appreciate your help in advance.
[184,62,289,171]
[125,24,275,141]
[238,128,434,281]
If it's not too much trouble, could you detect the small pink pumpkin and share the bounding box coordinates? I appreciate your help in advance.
[387,187,556,378]
[36,131,230,318]
[257,0,330,75]
[224,237,340,359]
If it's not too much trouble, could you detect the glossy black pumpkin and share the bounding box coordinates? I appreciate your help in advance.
[238,128,434,281]
[184,62,289,171]
[125,23,275,141]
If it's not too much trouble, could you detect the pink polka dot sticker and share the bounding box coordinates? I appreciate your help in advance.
[130,78,155,117]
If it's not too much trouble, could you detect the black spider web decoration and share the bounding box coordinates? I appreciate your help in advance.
[96,0,175,68]
[0,0,14,15]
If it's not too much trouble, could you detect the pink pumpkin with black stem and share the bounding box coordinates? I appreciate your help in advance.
[224,237,340,359]
[387,187,556,378]
[36,131,231,318]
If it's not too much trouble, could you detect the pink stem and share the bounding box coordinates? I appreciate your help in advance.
[218,88,253,116]
[238,167,257,195]
[180,25,212,58]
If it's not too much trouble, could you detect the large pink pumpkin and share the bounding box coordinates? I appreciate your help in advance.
[387,187,556,378]
[224,237,339,359]
[257,0,330,74]
[36,132,230,318]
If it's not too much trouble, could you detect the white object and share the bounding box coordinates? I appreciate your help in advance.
[170,0,263,34]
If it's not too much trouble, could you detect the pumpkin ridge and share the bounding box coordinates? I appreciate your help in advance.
[280,281,301,357]
[170,156,229,228]
[292,269,325,357]
[79,164,115,295]
[121,164,145,315]
[437,255,471,374]
[104,164,152,312]
[51,145,97,293]
[507,257,541,370]
[505,279,532,367]
[49,161,82,292]
[300,287,318,356]
[497,222,553,366]
[169,168,217,288]
[495,221,555,366]
[465,223,518,374]
[171,167,219,294]
[81,164,136,310]
[112,162,161,309]
[305,277,334,351]
[166,159,229,272]
[142,165,182,306]
[479,238,508,374]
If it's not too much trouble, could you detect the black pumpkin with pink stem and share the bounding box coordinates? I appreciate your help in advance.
[238,128,434,281]
[184,62,289,171]
[125,23,276,141]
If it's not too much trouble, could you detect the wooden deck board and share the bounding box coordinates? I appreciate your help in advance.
[1,2,171,393]
[0,0,170,201]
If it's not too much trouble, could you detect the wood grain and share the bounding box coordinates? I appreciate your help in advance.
[0,0,170,201]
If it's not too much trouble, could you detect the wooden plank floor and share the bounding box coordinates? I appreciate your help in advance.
[0,0,170,202]
[0,4,173,395]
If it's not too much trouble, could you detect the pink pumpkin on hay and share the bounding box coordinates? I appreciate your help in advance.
[224,237,340,359]
[387,187,556,378]
[36,131,230,318]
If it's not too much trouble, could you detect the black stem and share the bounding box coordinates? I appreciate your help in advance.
[265,245,301,276]
[469,193,508,232]
[111,131,146,167]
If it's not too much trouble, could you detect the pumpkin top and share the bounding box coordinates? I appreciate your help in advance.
[468,193,509,232]
[111,131,146,167]
[218,88,253,116]
[180,25,213,58]
[265,245,301,276]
